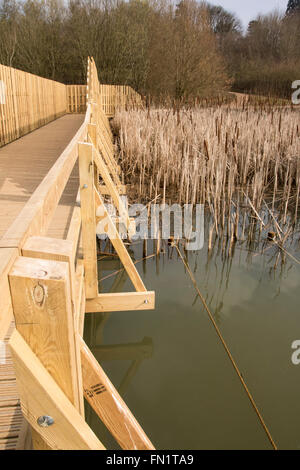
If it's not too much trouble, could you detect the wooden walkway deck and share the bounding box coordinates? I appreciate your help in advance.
[0,114,84,239]
[0,114,84,450]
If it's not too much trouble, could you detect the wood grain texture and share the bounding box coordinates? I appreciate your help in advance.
[9,256,80,410]
[95,187,146,292]
[98,184,126,195]
[66,188,82,256]
[78,142,98,298]
[0,248,18,339]
[67,85,87,114]
[9,330,104,450]
[94,146,131,231]
[0,110,89,248]
[0,115,84,451]
[86,291,155,313]
[0,114,85,242]
[21,237,84,417]
[75,260,85,336]
[0,64,67,148]
[80,336,154,450]
[0,57,146,450]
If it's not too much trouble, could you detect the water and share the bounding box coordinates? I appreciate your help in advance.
[84,220,300,450]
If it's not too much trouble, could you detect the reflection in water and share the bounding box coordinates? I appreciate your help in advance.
[85,214,300,450]
[86,333,153,396]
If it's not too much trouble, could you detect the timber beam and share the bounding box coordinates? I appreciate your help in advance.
[98,184,126,195]
[85,291,155,313]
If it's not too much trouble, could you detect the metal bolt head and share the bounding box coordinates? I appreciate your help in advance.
[83,184,88,189]
[37,415,54,427]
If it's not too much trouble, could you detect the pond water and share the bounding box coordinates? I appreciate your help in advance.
[84,218,300,450]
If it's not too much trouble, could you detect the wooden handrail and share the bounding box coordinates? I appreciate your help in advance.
[0,105,91,250]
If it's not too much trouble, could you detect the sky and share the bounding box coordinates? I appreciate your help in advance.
[207,0,288,30]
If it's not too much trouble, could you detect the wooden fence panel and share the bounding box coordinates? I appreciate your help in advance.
[66,85,87,114]
[99,84,143,117]
[0,64,67,147]
[0,62,142,148]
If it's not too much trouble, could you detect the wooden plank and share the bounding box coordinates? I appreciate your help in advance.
[0,106,90,249]
[75,260,85,337]
[79,284,86,337]
[21,237,84,417]
[86,291,155,313]
[96,131,122,187]
[78,142,98,298]
[93,147,131,231]
[0,248,18,340]
[21,236,76,307]
[95,187,146,292]
[15,419,32,450]
[0,64,67,149]
[79,336,154,450]
[0,380,19,407]
[99,184,126,196]
[9,330,104,450]
[9,257,80,412]
[88,123,101,198]
[0,113,84,241]
[96,216,136,238]
[66,188,82,257]
[30,429,50,450]
[88,122,97,147]
[22,236,74,262]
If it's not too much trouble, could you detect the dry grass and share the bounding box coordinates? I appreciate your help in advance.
[113,103,300,230]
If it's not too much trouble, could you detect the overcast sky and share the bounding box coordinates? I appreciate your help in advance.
[207,0,288,30]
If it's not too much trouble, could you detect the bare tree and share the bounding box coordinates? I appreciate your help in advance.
[0,0,18,66]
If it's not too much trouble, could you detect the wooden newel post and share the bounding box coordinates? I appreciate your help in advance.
[78,142,98,299]
[9,256,83,449]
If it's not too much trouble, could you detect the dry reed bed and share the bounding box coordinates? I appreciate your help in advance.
[112,105,300,257]
[113,106,299,220]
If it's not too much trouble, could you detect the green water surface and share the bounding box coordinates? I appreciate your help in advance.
[84,224,300,450]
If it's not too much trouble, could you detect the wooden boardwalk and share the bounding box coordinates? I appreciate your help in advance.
[0,59,153,451]
[0,114,84,450]
[0,114,84,239]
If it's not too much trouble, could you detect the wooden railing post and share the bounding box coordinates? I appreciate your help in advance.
[21,236,85,417]
[9,256,83,449]
[78,142,98,299]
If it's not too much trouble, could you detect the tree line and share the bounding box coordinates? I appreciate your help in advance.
[0,0,299,99]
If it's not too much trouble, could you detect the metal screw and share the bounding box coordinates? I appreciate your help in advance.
[83,184,88,189]
[37,415,54,427]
